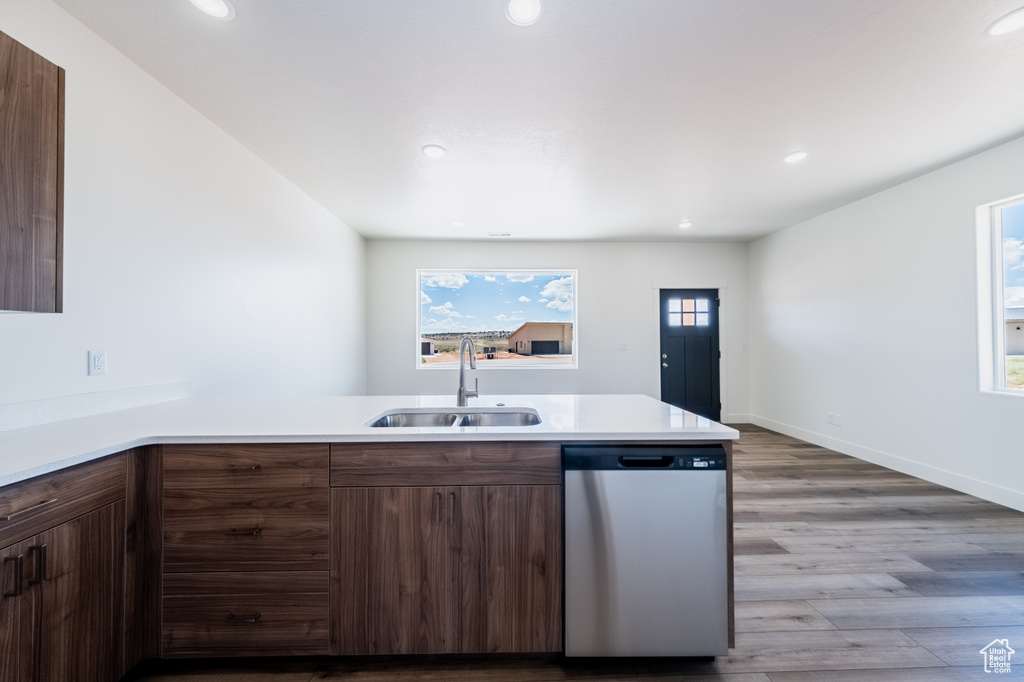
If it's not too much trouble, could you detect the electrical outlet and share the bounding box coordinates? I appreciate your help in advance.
[826,412,843,427]
[88,350,107,376]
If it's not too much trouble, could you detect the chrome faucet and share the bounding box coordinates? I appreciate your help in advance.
[457,335,479,407]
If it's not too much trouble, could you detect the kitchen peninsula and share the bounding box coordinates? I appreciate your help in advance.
[0,394,738,679]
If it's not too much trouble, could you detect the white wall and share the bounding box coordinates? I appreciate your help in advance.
[0,0,366,407]
[366,240,750,422]
[749,134,1024,511]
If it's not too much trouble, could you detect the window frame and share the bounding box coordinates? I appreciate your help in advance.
[416,268,578,371]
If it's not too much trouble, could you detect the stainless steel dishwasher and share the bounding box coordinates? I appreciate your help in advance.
[563,445,729,657]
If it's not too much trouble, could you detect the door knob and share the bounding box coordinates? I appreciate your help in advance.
[662,362,669,368]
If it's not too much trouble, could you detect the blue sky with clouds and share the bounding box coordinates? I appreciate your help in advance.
[419,271,575,333]
[1004,201,1024,308]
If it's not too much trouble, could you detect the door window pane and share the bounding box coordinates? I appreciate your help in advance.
[696,299,709,312]
[683,313,696,326]
[669,312,682,327]
[682,299,695,313]
[696,313,710,326]
[668,299,682,313]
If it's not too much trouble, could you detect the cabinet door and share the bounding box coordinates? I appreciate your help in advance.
[0,542,22,680]
[459,485,562,653]
[163,571,329,657]
[24,501,125,682]
[0,29,64,314]
[331,486,455,654]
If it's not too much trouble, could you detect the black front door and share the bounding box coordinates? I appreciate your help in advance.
[659,289,721,421]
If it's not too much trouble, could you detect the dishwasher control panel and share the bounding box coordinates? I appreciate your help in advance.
[563,445,726,471]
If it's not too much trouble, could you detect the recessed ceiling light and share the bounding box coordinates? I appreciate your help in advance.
[188,0,235,20]
[783,151,809,164]
[988,7,1024,35]
[506,0,542,26]
[421,144,447,158]
[678,221,693,229]
[452,221,465,227]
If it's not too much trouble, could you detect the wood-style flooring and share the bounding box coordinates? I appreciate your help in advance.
[125,425,1024,680]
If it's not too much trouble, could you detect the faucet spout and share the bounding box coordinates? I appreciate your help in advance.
[457,335,479,407]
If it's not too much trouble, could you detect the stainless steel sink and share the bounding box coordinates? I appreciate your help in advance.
[367,411,460,427]
[366,407,541,428]
[456,410,541,427]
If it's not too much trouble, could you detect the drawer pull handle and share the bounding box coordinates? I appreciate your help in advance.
[226,464,262,472]
[225,527,263,536]
[3,555,23,598]
[28,544,47,585]
[1,498,58,523]
[226,611,261,624]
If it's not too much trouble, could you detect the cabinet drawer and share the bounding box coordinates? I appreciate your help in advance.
[164,488,328,572]
[0,453,125,546]
[163,571,329,657]
[330,442,560,487]
[163,444,328,489]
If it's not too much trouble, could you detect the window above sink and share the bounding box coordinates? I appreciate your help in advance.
[417,269,577,370]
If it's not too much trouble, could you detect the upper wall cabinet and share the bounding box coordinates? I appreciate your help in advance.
[0,30,64,313]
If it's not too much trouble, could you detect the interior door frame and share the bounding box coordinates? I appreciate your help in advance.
[651,278,730,420]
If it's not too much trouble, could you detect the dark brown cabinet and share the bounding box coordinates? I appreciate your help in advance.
[0,455,126,682]
[330,442,562,655]
[0,29,64,313]
[161,444,330,657]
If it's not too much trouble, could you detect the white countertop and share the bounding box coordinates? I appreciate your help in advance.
[0,394,739,488]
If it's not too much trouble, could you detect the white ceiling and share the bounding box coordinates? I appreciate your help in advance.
[54,0,1024,242]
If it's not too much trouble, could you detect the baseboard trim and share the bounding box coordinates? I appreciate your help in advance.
[749,414,1024,513]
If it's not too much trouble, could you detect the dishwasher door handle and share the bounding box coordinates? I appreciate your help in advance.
[617,456,673,468]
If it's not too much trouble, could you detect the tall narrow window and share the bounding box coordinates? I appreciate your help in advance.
[980,194,1024,392]
[1001,200,1024,389]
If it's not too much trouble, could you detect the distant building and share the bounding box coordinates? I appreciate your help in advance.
[508,322,573,355]
[1008,308,1024,355]
[420,338,435,356]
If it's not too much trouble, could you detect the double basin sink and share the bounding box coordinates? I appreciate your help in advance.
[366,406,542,428]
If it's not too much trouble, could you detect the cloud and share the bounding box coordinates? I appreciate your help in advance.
[495,313,523,322]
[506,274,535,283]
[540,276,574,312]
[1004,238,1024,271]
[420,291,432,304]
[428,301,462,318]
[518,295,531,303]
[422,272,469,289]
[421,317,464,331]
[484,275,497,282]
[1006,286,1024,307]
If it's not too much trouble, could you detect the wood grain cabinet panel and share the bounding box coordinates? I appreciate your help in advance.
[459,485,562,653]
[330,441,560,487]
[0,29,64,313]
[163,571,329,657]
[161,444,330,658]
[1,501,125,682]
[164,487,329,572]
[331,486,455,655]
[0,542,21,679]
[331,483,561,655]
[163,444,328,489]
[0,454,125,548]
